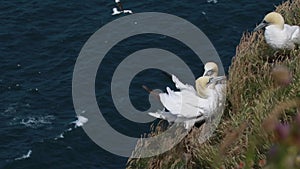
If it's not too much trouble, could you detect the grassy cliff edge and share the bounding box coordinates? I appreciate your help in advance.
[127,0,300,168]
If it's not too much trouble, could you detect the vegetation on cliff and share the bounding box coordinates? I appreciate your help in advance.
[127,0,300,168]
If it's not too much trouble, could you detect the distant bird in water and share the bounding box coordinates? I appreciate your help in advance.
[145,62,226,129]
[254,12,300,49]
[112,0,133,16]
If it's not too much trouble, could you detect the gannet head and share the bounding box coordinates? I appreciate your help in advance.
[195,76,226,98]
[195,76,210,98]
[203,62,219,77]
[254,12,284,31]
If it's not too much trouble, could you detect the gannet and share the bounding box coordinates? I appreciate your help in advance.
[148,75,226,129]
[202,62,225,99]
[254,12,300,49]
[112,0,133,16]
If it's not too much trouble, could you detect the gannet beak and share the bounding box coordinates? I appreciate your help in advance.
[209,76,226,84]
[203,70,213,76]
[254,21,268,32]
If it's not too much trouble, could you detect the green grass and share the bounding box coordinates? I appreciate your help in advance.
[127,0,300,168]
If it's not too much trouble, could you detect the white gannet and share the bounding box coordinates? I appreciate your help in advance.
[112,0,133,16]
[148,75,226,129]
[254,12,300,49]
[202,62,225,101]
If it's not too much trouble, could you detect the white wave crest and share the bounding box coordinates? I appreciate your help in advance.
[207,0,218,3]
[15,150,32,161]
[19,115,55,128]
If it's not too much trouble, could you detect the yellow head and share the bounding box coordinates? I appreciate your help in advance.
[195,76,226,98]
[203,62,219,77]
[264,12,284,29]
[195,76,210,98]
[254,12,284,31]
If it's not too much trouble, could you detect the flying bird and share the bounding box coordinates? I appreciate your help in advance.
[112,0,133,16]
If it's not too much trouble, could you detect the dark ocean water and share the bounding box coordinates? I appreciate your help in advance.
[1,0,283,168]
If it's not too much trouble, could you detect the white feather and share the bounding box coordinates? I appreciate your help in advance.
[265,24,300,49]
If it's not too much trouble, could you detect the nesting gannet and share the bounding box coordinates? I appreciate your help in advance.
[112,0,133,16]
[202,62,225,98]
[254,12,300,49]
[148,75,226,129]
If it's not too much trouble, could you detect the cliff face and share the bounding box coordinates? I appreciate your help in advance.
[127,0,300,168]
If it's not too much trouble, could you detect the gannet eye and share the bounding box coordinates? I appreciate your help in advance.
[206,70,213,76]
[262,20,268,24]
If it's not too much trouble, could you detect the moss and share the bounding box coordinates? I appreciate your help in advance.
[127,0,300,168]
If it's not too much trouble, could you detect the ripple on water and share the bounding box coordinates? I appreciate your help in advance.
[10,115,56,129]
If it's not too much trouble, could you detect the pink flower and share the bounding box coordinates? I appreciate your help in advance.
[275,123,290,140]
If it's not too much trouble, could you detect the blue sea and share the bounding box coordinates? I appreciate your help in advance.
[1,0,283,168]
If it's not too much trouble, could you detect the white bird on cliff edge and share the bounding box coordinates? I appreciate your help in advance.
[254,12,300,49]
[147,62,226,129]
[203,62,226,103]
